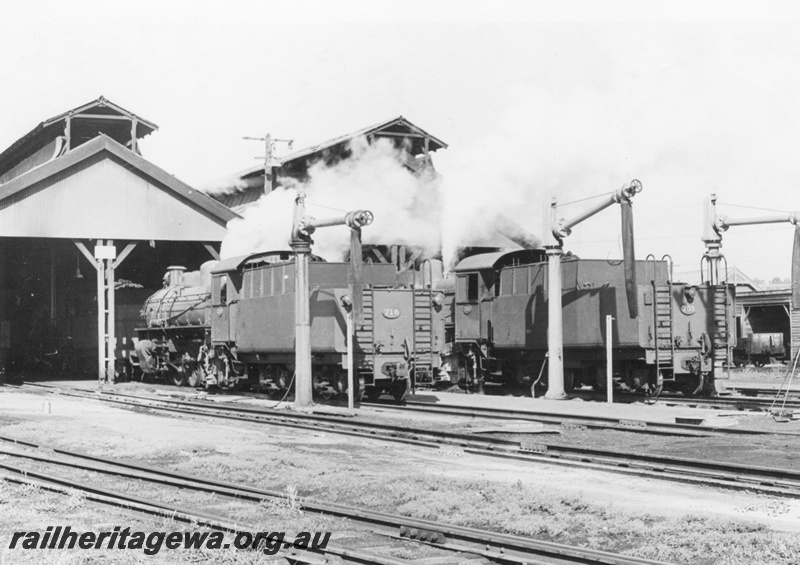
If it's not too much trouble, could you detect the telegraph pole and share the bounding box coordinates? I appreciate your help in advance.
[243,133,293,194]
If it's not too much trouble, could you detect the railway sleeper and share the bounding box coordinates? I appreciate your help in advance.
[519,441,548,453]
[618,419,647,428]
[398,527,447,544]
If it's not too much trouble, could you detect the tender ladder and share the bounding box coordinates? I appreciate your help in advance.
[653,282,675,378]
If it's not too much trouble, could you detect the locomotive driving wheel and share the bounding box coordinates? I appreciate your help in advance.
[171,369,186,387]
[185,362,205,388]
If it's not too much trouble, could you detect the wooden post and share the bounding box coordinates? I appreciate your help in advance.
[107,242,116,383]
[50,247,56,325]
[606,315,614,403]
[96,241,105,384]
[347,308,354,411]
[131,119,138,154]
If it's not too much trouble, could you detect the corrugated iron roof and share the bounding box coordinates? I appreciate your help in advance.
[280,115,447,164]
[0,134,238,225]
[205,116,448,190]
[0,96,158,177]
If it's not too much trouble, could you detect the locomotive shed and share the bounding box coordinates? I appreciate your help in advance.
[0,97,237,381]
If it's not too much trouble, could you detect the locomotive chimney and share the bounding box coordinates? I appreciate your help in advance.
[165,266,187,288]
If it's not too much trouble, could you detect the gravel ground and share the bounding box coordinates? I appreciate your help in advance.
[2,381,800,564]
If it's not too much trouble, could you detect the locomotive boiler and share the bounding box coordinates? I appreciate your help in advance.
[443,249,734,397]
[134,250,445,401]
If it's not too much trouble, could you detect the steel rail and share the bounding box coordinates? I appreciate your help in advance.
[14,383,800,498]
[0,439,674,565]
[362,400,793,437]
[564,388,800,411]
[0,467,401,564]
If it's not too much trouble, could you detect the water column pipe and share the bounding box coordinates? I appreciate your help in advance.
[542,180,642,399]
[290,187,373,408]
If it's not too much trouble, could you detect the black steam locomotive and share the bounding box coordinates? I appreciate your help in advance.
[133,247,733,399]
[133,251,445,402]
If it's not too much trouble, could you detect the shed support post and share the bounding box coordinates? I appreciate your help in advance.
[96,241,107,383]
[75,240,137,385]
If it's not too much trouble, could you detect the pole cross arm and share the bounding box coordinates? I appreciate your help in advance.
[553,179,642,241]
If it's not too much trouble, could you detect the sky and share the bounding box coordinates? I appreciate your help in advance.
[2,1,800,278]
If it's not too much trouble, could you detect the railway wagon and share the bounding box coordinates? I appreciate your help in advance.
[733,333,785,367]
[135,251,445,401]
[446,249,734,396]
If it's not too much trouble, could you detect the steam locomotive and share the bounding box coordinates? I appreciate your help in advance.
[442,250,734,397]
[133,250,445,402]
[133,247,734,400]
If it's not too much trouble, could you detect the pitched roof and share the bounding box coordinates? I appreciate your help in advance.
[0,134,238,224]
[202,116,447,193]
[0,97,158,178]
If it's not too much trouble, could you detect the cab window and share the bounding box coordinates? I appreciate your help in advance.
[457,273,479,302]
[212,275,228,306]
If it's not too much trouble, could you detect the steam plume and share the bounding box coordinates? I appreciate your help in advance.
[220,137,441,260]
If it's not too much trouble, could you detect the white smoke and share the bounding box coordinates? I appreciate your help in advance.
[220,188,296,259]
[200,169,264,196]
[438,86,655,268]
[220,136,441,261]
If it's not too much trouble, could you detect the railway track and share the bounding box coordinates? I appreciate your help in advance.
[11,382,800,500]
[565,387,800,411]
[363,399,796,437]
[0,434,674,565]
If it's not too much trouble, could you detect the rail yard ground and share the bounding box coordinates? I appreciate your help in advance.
[2,369,800,564]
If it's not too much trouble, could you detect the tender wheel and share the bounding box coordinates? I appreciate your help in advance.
[646,384,663,398]
[680,373,705,397]
[563,370,575,393]
[392,378,410,403]
[589,365,607,392]
[364,386,382,402]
